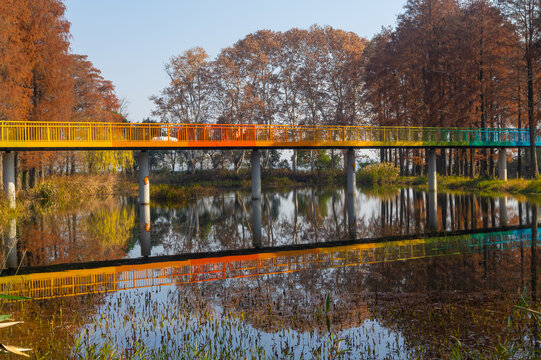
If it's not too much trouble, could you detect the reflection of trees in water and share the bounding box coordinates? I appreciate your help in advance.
[14,199,135,267]
[151,188,530,255]
[176,264,370,333]
[173,243,539,355]
[367,245,540,356]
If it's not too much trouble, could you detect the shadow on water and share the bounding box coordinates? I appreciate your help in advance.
[0,186,539,358]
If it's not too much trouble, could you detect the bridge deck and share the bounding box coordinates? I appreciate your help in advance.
[0,122,537,150]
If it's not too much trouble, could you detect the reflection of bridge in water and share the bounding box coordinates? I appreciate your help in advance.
[0,225,536,300]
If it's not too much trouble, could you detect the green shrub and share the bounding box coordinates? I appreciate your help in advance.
[357,162,399,184]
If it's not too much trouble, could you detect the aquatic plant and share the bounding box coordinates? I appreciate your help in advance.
[0,295,31,358]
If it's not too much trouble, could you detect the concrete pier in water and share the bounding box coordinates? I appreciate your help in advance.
[428,192,438,231]
[139,205,151,257]
[499,197,508,227]
[251,150,262,246]
[138,151,150,205]
[427,148,437,193]
[498,148,507,181]
[3,151,15,209]
[346,149,356,196]
[346,149,356,239]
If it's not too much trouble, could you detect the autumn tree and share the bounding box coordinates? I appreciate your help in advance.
[498,0,541,178]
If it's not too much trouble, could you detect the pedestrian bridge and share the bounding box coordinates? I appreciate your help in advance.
[0,226,535,300]
[0,121,536,150]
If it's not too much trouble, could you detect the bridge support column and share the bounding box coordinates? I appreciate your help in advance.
[3,151,15,209]
[251,150,262,247]
[251,150,261,201]
[346,149,356,239]
[498,148,507,181]
[427,148,437,193]
[138,151,150,205]
[346,149,356,196]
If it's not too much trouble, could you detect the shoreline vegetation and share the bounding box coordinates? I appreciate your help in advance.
[2,163,541,228]
[3,167,541,207]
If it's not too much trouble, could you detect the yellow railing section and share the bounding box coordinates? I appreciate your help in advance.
[0,121,531,149]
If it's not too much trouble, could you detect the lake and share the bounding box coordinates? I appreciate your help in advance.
[0,186,539,358]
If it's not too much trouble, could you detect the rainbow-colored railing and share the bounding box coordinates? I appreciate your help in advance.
[0,121,537,149]
[0,227,534,300]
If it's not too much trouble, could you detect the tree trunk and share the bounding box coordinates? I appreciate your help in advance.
[527,57,538,178]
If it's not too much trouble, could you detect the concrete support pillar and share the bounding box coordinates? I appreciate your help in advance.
[251,150,261,201]
[499,196,508,227]
[427,148,437,193]
[3,152,15,209]
[428,191,438,232]
[5,218,17,269]
[346,148,356,196]
[138,151,150,205]
[251,149,262,247]
[139,205,151,257]
[498,148,507,181]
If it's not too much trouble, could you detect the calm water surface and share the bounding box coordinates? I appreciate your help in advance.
[0,185,539,358]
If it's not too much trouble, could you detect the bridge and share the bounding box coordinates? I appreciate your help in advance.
[0,225,535,300]
[0,121,536,150]
[0,121,533,241]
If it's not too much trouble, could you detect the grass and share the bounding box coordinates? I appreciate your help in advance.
[357,162,400,185]
[31,174,128,210]
[435,176,541,199]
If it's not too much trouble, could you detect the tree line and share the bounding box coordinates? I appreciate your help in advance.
[2,0,541,183]
[151,0,541,179]
[0,0,131,189]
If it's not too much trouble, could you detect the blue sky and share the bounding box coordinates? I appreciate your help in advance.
[64,0,406,122]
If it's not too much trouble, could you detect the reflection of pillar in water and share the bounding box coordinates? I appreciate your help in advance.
[251,149,262,247]
[531,206,538,303]
[347,193,356,240]
[139,205,151,257]
[428,191,438,231]
[252,198,262,248]
[499,197,508,227]
[5,218,17,269]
